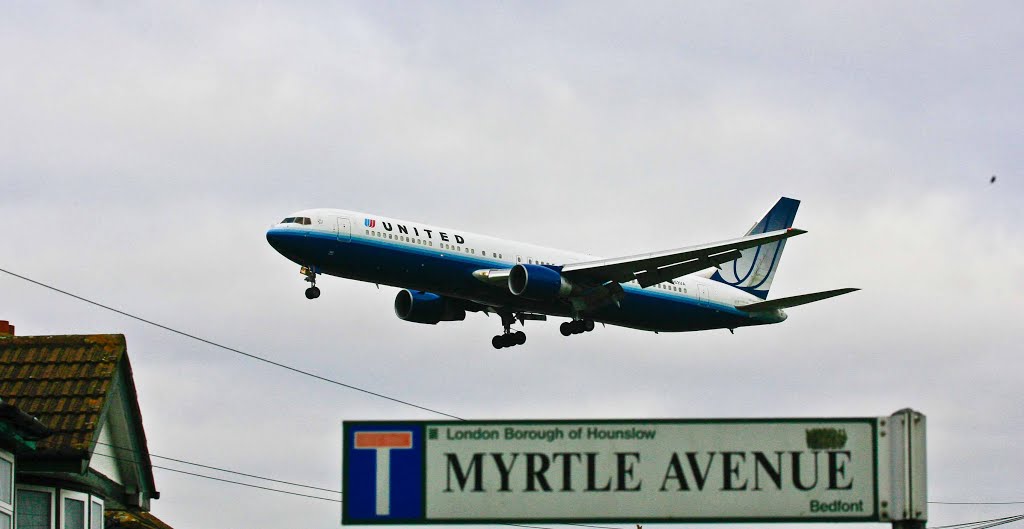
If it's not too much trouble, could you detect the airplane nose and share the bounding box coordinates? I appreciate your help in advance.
[266,228,294,255]
[266,229,284,250]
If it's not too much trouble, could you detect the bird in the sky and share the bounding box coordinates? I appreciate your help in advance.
[990,175,997,184]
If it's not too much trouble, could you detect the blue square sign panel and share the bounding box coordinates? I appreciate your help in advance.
[343,423,424,523]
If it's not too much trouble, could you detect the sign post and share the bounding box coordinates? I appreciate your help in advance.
[342,409,926,526]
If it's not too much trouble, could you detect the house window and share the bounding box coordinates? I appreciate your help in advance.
[0,452,11,528]
[64,498,84,529]
[61,490,101,529]
[90,500,103,529]
[17,486,54,529]
[62,490,88,529]
[0,452,11,507]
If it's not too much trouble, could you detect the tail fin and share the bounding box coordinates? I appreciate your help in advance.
[711,197,800,299]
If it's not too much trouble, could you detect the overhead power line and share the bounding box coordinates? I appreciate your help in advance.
[93,440,340,494]
[933,502,1024,506]
[0,267,463,420]
[154,465,342,503]
[89,450,341,503]
[929,515,1024,529]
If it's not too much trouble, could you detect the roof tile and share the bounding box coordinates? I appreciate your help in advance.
[0,334,126,455]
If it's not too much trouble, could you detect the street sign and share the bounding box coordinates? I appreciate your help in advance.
[342,410,926,525]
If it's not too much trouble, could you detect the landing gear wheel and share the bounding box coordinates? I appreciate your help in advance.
[561,319,595,336]
[492,313,528,349]
[305,286,321,299]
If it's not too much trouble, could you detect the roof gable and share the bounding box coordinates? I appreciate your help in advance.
[0,334,158,504]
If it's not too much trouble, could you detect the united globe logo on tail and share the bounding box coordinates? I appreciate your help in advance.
[711,197,800,299]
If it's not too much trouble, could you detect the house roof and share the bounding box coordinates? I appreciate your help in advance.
[0,334,127,456]
[0,334,158,502]
[0,401,52,453]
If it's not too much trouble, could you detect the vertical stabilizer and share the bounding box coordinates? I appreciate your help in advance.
[711,197,800,299]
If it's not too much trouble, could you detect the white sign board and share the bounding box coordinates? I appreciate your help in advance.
[342,412,926,525]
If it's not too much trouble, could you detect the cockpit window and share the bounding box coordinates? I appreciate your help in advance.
[280,217,312,225]
[282,217,295,224]
[301,217,312,225]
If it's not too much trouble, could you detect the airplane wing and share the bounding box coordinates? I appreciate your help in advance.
[560,228,806,288]
[734,288,860,312]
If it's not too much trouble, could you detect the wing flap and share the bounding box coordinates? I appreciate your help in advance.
[735,288,860,312]
[562,228,806,286]
[635,249,742,288]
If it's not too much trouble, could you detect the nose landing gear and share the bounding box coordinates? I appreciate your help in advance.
[560,318,595,336]
[301,266,320,299]
[492,312,527,349]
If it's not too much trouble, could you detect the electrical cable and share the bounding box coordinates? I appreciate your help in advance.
[93,440,341,494]
[154,466,342,503]
[929,515,1024,529]
[89,451,340,503]
[0,267,463,420]
[933,502,1024,505]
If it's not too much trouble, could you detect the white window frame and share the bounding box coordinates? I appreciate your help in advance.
[59,490,89,529]
[88,497,104,529]
[0,450,13,514]
[15,484,56,529]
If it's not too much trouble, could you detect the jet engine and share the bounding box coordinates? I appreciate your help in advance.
[508,264,573,300]
[394,290,466,325]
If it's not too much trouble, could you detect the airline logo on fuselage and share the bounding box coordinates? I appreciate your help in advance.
[365,218,466,244]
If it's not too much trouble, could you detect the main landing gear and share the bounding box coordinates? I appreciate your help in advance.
[560,318,595,336]
[301,266,320,299]
[492,312,527,349]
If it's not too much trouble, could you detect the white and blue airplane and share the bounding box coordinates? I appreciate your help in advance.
[266,197,856,348]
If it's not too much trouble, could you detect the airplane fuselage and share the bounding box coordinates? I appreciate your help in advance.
[266,208,786,334]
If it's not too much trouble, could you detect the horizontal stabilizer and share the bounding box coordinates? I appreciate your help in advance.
[735,288,860,312]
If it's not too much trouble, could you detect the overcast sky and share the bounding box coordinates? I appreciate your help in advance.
[2,2,1023,529]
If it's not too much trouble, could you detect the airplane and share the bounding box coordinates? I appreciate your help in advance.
[266,197,857,349]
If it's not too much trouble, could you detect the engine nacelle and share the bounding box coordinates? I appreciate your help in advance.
[394,290,466,325]
[508,264,573,300]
